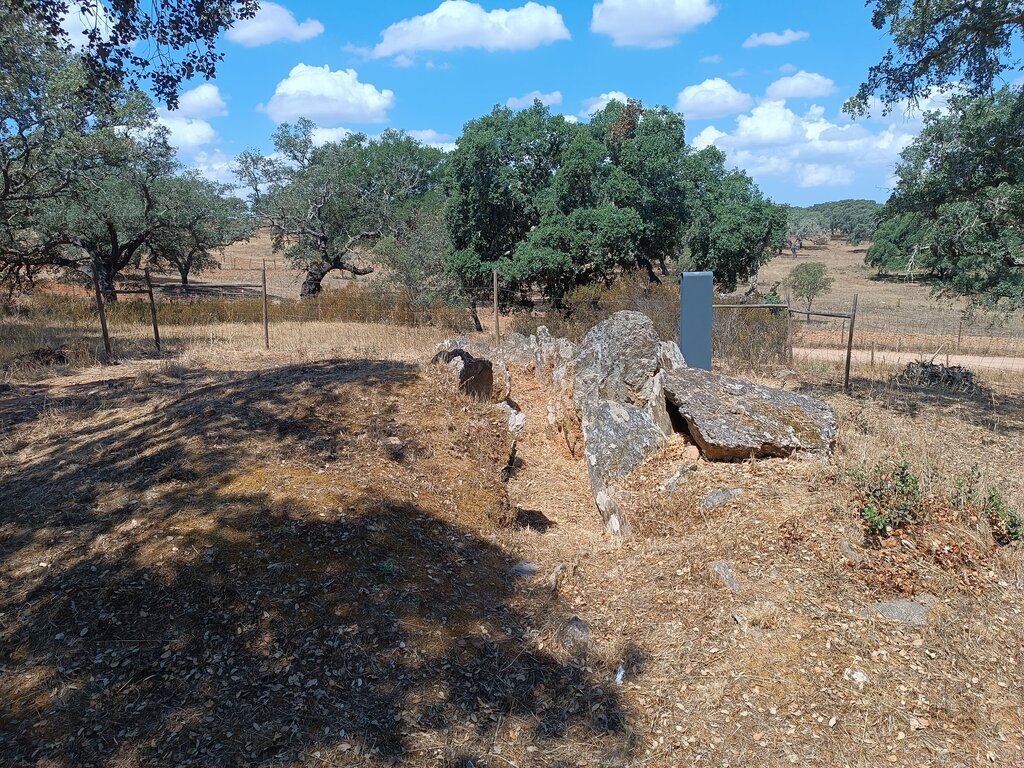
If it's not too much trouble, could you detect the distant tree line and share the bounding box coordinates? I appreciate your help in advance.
[785,200,882,249]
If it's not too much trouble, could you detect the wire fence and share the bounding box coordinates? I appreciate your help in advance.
[5,267,1024,393]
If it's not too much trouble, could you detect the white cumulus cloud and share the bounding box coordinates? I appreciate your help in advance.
[310,127,354,146]
[675,78,752,119]
[580,90,630,118]
[506,90,563,108]
[176,84,228,119]
[261,65,394,125]
[700,54,723,64]
[742,28,809,48]
[765,70,836,100]
[156,114,217,151]
[368,1,569,60]
[226,2,324,46]
[798,163,855,188]
[408,129,457,152]
[192,149,238,186]
[693,99,931,193]
[591,0,717,48]
[60,0,114,49]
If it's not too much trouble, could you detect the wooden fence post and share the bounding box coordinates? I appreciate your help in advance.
[261,260,270,350]
[91,268,112,360]
[492,269,500,346]
[844,294,858,392]
[144,268,160,352]
[784,288,793,364]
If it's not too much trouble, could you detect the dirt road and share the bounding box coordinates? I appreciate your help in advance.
[795,346,1024,373]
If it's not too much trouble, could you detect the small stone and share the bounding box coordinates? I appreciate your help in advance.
[498,402,526,434]
[864,596,937,627]
[559,616,591,653]
[709,560,741,592]
[660,466,690,494]
[844,667,869,687]
[510,561,539,579]
[682,445,701,463]
[383,436,405,459]
[701,488,744,510]
[839,540,863,564]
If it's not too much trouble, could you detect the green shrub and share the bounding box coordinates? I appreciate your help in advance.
[858,460,923,537]
[985,488,1023,545]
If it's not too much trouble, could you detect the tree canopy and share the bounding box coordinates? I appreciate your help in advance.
[847,0,1024,115]
[786,262,834,313]
[870,88,1024,307]
[10,0,259,106]
[787,200,881,246]
[1,7,253,300]
[237,120,444,298]
[444,98,786,312]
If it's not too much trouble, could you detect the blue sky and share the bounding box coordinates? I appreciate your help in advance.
[151,1,953,206]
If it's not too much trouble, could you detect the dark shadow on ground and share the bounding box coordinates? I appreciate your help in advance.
[0,359,633,766]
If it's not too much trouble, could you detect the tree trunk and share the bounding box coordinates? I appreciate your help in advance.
[469,299,483,332]
[94,258,117,303]
[300,261,334,299]
[179,268,189,286]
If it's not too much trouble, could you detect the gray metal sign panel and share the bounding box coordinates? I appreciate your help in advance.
[679,271,712,370]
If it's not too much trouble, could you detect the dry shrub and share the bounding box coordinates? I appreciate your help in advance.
[712,304,788,367]
[509,272,680,343]
[508,273,788,369]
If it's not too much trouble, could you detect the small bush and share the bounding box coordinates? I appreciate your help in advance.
[985,488,1023,545]
[858,460,923,538]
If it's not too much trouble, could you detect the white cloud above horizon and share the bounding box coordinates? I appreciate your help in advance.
[60,0,114,49]
[192,149,238,187]
[591,0,717,48]
[742,28,809,48]
[675,78,752,119]
[765,70,836,100]
[226,2,323,47]
[692,99,927,190]
[700,54,723,64]
[176,84,228,119]
[156,114,217,151]
[408,129,458,152]
[506,90,563,108]
[580,90,630,117]
[261,65,394,125]
[155,84,229,152]
[367,1,569,61]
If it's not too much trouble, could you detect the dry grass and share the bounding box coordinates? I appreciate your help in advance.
[3,294,1024,765]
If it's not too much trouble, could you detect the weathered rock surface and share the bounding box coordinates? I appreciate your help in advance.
[710,560,742,592]
[497,402,526,434]
[864,595,937,626]
[437,309,836,538]
[431,349,494,401]
[493,332,538,367]
[558,616,592,654]
[510,561,539,579]
[580,399,666,535]
[660,368,837,461]
[701,487,744,510]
